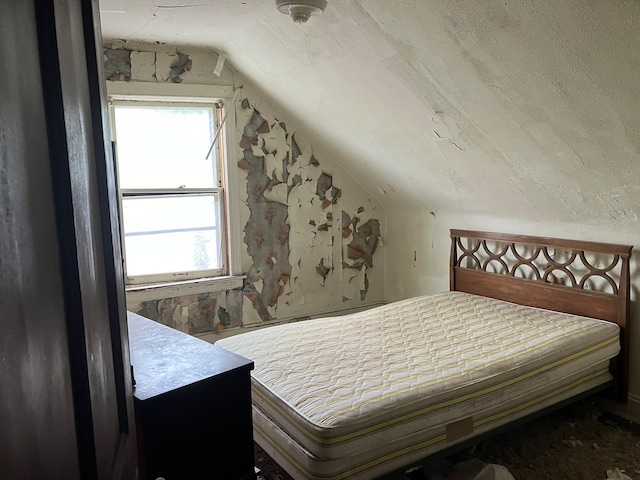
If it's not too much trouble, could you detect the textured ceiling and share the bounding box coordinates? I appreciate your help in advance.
[100,0,640,226]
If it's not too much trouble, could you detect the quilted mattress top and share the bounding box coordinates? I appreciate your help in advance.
[216,292,619,430]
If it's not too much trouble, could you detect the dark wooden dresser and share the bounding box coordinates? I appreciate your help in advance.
[127,312,256,480]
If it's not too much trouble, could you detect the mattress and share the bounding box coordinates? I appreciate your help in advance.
[216,292,620,479]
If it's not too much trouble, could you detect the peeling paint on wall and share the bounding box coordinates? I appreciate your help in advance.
[104,46,192,83]
[348,218,381,267]
[341,208,381,301]
[169,53,192,83]
[316,258,331,284]
[129,289,243,335]
[239,97,383,318]
[240,108,292,321]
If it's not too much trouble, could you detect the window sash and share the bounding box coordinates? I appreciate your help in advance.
[111,101,222,190]
[110,98,229,285]
[120,189,226,285]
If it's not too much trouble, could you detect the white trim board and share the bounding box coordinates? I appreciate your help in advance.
[106,81,234,100]
[126,275,246,305]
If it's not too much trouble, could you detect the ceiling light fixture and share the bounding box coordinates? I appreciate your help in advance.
[275,0,328,24]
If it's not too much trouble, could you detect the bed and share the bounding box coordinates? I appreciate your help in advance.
[216,230,632,479]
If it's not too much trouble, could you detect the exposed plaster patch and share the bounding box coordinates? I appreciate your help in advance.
[169,53,192,83]
[341,208,382,301]
[237,158,254,171]
[104,48,131,80]
[342,211,353,238]
[136,300,159,321]
[347,218,381,267]
[241,106,292,322]
[316,173,342,208]
[243,110,269,140]
[155,52,177,82]
[104,47,193,84]
[130,289,244,335]
[224,289,243,328]
[187,294,217,334]
[316,258,331,284]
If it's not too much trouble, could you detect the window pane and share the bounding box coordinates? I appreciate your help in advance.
[122,194,221,277]
[113,105,217,189]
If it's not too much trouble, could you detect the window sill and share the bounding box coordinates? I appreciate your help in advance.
[125,275,246,304]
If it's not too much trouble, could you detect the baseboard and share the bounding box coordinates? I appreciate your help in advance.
[599,392,640,423]
[627,393,640,422]
[198,301,386,343]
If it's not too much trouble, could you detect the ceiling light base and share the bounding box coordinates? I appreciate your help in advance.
[276,0,328,24]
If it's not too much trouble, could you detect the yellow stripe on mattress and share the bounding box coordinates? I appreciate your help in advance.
[252,335,617,445]
[473,368,610,428]
[255,368,610,480]
[255,423,447,480]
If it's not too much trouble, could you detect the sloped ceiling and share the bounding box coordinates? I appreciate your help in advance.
[100,0,640,226]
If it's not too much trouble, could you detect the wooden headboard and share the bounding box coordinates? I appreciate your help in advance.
[450,229,632,402]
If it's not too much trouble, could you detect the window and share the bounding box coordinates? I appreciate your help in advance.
[111,100,229,285]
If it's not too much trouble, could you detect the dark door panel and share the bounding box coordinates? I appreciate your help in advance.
[0,2,81,478]
[1,0,137,478]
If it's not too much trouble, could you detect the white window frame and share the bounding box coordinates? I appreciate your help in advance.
[107,82,244,296]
